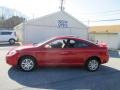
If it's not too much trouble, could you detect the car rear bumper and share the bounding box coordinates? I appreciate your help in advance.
[101,54,109,64]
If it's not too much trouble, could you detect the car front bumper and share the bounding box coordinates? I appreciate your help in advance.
[6,53,19,66]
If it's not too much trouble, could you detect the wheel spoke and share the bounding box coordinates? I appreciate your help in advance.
[88,59,99,71]
[21,58,34,71]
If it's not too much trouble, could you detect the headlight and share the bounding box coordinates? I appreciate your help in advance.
[8,50,17,56]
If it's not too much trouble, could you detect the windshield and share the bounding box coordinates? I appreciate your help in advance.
[37,37,54,46]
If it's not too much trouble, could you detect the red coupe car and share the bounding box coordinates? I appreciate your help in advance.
[6,36,109,72]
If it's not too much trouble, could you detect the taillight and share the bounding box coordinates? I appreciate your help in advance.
[98,42,108,48]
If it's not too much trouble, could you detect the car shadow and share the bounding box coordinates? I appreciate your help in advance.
[109,50,120,58]
[8,66,120,90]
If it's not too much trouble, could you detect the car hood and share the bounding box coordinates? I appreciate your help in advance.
[11,44,37,51]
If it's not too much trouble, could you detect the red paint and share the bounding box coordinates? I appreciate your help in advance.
[6,36,109,67]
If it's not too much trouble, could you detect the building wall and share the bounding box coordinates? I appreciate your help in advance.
[14,23,24,42]
[14,11,88,44]
[27,11,87,29]
[22,11,88,44]
[90,25,120,50]
[24,25,87,44]
[89,33,120,49]
[90,25,120,33]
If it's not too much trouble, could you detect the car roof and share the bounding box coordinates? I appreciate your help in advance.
[54,36,83,40]
[53,36,97,46]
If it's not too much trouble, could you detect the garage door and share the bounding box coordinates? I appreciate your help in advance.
[94,33,119,49]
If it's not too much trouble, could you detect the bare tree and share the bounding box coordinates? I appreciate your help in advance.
[0,16,25,29]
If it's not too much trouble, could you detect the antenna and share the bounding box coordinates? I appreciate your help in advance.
[60,0,65,11]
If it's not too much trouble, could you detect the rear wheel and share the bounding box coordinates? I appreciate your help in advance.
[9,39,15,45]
[18,56,36,71]
[86,58,100,72]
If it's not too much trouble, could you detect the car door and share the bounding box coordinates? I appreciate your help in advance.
[70,40,91,64]
[59,39,91,65]
[0,32,12,42]
[37,39,67,65]
[0,32,6,42]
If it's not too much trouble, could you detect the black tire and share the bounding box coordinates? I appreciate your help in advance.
[18,56,36,72]
[85,58,100,72]
[9,39,15,45]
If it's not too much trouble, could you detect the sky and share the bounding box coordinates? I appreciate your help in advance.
[0,0,120,26]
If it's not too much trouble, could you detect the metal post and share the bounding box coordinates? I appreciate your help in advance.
[60,0,65,11]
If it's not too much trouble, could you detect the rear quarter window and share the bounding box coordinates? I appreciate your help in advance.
[74,41,89,48]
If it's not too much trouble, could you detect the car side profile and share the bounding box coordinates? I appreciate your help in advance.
[6,36,109,72]
[0,30,18,45]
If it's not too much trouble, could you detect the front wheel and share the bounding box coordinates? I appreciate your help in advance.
[9,39,15,45]
[19,56,36,71]
[86,58,100,72]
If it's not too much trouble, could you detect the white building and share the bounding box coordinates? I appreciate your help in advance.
[90,25,120,50]
[14,11,88,44]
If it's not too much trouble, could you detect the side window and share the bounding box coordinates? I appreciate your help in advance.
[45,39,89,48]
[1,32,12,35]
[63,39,76,48]
[74,40,89,48]
[48,39,64,48]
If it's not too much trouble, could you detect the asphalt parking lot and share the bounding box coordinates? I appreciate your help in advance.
[0,44,120,90]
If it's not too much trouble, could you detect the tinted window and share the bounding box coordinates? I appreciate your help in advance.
[74,40,89,48]
[62,39,89,48]
[64,39,76,48]
[49,39,64,48]
[47,39,89,48]
[1,32,12,35]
